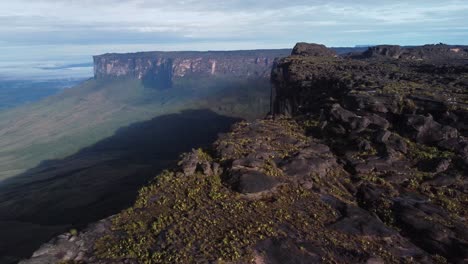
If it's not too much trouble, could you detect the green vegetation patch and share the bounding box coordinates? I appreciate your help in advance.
[215,118,308,161]
[404,139,454,161]
[95,170,317,263]
[94,166,399,263]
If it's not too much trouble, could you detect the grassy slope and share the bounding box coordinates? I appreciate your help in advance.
[0,77,271,181]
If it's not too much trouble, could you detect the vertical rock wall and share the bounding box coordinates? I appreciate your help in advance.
[93,50,292,89]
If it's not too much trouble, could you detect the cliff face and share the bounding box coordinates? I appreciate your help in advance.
[272,43,468,116]
[93,50,291,87]
[358,43,468,62]
[270,43,468,262]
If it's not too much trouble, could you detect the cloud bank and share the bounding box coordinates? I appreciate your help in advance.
[1,0,467,49]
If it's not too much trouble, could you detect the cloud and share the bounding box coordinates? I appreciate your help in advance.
[0,0,467,49]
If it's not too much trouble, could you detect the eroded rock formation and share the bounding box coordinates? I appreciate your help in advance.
[358,43,468,61]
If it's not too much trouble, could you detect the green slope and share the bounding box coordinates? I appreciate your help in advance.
[0,77,271,181]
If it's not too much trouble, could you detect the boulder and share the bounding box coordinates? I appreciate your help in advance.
[255,238,324,264]
[375,130,392,143]
[366,114,390,130]
[438,137,468,156]
[423,172,461,187]
[385,135,408,154]
[330,203,396,237]
[417,158,451,173]
[235,170,279,194]
[344,94,389,113]
[404,114,458,144]
[393,198,468,263]
[280,142,340,179]
[329,104,357,123]
[178,149,215,176]
[349,116,371,133]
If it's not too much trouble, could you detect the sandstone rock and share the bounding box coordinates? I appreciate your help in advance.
[357,139,373,152]
[366,257,385,264]
[212,162,222,176]
[255,238,324,264]
[326,123,347,135]
[349,116,371,133]
[291,43,336,57]
[423,172,461,187]
[438,137,468,156]
[386,135,408,154]
[344,94,390,113]
[93,50,291,82]
[178,149,215,176]
[393,198,468,263]
[330,203,396,237]
[417,158,451,173]
[280,142,340,180]
[329,104,357,123]
[366,113,390,130]
[179,151,199,176]
[375,130,392,143]
[20,219,112,264]
[200,162,213,176]
[235,170,279,194]
[362,45,403,59]
[404,114,458,144]
[409,96,448,114]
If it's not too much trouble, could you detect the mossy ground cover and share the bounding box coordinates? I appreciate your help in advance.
[215,118,309,162]
[94,170,327,263]
[93,120,428,264]
[94,169,410,264]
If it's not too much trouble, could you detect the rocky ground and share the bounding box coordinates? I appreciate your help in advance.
[21,43,467,263]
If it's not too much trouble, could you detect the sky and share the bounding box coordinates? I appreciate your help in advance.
[0,0,467,78]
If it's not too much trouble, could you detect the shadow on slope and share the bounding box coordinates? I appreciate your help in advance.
[0,109,241,263]
[0,77,271,181]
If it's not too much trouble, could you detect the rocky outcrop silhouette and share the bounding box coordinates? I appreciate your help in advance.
[291,42,337,57]
[358,43,468,62]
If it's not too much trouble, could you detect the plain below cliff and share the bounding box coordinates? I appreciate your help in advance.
[0,49,293,181]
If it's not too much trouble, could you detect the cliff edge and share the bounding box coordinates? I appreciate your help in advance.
[22,43,468,264]
[93,50,291,89]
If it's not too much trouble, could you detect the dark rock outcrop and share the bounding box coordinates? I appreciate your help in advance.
[270,42,468,263]
[404,114,458,144]
[358,43,468,62]
[362,45,404,59]
[292,42,337,57]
